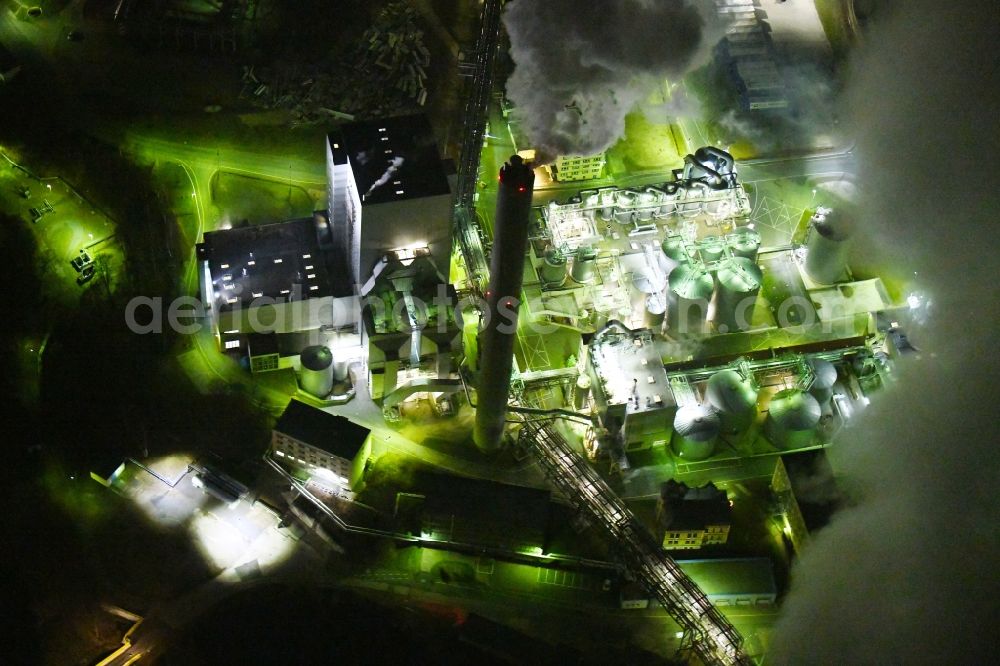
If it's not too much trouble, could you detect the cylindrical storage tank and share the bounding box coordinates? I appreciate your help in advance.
[573,373,592,410]
[331,351,350,383]
[729,228,761,262]
[808,358,837,406]
[671,404,720,461]
[714,257,763,333]
[643,292,666,330]
[570,246,598,283]
[804,207,852,285]
[765,388,821,450]
[540,248,567,288]
[299,345,334,398]
[699,235,726,264]
[666,263,714,336]
[613,206,632,225]
[661,236,689,264]
[600,193,615,221]
[706,370,758,434]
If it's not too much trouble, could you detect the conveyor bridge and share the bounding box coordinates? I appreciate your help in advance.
[520,419,752,666]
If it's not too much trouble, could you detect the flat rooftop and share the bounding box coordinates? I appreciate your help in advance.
[274,399,370,461]
[677,557,777,596]
[329,114,451,205]
[402,472,551,552]
[591,322,675,414]
[200,219,333,312]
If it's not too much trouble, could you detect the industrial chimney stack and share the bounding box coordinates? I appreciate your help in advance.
[473,155,534,453]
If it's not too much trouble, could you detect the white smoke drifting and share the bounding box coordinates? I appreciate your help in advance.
[502,0,719,162]
[770,1,1000,663]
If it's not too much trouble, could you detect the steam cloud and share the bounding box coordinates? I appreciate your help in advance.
[502,0,717,162]
[770,1,1000,663]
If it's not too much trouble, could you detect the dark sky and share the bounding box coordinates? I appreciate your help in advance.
[770,1,1000,663]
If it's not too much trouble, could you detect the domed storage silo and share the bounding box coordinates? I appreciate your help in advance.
[808,358,837,406]
[729,228,761,262]
[540,248,568,288]
[661,236,688,263]
[706,370,758,434]
[299,345,334,398]
[804,207,852,285]
[644,292,667,330]
[666,263,714,336]
[570,246,598,283]
[765,389,821,450]
[699,236,726,264]
[714,257,763,333]
[671,404,720,461]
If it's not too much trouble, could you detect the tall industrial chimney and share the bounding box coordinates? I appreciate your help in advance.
[473,155,534,453]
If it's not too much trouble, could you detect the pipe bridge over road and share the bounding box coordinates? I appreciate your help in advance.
[520,419,752,666]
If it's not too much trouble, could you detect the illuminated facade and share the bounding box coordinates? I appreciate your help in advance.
[270,400,372,491]
[658,481,732,551]
[553,153,606,182]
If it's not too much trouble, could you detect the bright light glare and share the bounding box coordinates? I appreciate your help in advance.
[188,510,296,579]
[313,467,346,485]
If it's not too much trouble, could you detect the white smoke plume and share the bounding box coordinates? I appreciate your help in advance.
[769,1,1000,663]
[502,0,720,162]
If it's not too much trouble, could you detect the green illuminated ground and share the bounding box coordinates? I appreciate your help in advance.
[609,112,686,172]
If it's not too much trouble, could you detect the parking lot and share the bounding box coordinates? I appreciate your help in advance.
[112,455,300,581]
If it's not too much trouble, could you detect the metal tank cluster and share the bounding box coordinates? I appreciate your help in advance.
[648,356,840,462]
[657,228,764,337]
[670,368,759,462]
[297,344,352,399]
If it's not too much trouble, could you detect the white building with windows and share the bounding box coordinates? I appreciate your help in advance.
[270,399,372,491]
[553,153,606,182]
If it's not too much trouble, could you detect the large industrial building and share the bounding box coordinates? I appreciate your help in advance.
[324,113,454,288]
[197,218,360,360]
[198,113,461,405]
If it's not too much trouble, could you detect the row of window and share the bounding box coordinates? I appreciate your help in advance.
[273,435,351,474]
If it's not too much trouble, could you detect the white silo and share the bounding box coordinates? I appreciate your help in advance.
[804,207,852,284]
[299,345,334,398]
[699,235,726,264]
[570,246,598,284]
[728,227,761,262]
[808,358,837,407]
[666,263,714,336]
[706,369,758,434]
[765,388,821,450]
[671,404,721,461]
[714,257,763,333]
[540,248,568,288]
[573,373,592,410]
